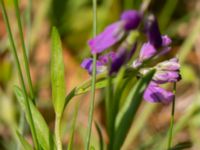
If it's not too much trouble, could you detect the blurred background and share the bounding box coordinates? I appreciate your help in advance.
[0,0,200,149]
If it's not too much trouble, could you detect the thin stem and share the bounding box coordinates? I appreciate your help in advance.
[26,0,32,52]
[14,0,35,103]
[0,0,39,149]
[167,83,177,149]
[85,0,97,149]
[55,115,62,150]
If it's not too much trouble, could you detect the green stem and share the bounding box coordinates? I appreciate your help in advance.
[55,115,62,150]
[0,0,39,149]
[85,0,97,149]
[167,83,176,149]
[13,0,35,103]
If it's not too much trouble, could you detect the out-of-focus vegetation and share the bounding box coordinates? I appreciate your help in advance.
[0,0,200,149]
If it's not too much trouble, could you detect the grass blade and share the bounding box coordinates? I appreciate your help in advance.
[13,0,35,102]
[85,0,97,149]
[95,122,104,150]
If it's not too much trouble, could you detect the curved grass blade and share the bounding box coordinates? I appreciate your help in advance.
[14,86,55,150]
[95,121,104,150]
[113,69,155,150]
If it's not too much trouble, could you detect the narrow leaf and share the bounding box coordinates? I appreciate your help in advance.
[95,122,104,150]
[14,86,55,150]
[113,69,155,150]
[51,27,66,116]
[16,131,33,150]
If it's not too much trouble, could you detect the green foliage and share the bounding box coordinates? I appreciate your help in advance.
[113,69,155,150]
[14,86,55,150]
[51,27,66,117]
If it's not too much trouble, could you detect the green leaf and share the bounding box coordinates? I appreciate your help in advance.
[16,131,33,150]
[14,86,55,150]
[113,69,155,150]
[51,27,66,116]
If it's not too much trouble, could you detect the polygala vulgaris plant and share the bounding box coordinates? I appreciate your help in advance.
[0,0,182,149]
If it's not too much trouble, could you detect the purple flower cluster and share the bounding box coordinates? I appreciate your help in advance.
[81,10,181,104]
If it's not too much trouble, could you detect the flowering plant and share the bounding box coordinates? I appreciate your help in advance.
[0,0,184,149]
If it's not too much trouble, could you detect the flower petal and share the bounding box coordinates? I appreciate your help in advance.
[144,82,174,104]
[144,14,162,48]
[88,22,125,54]
[139,42,157,60]
[121,10,142,30]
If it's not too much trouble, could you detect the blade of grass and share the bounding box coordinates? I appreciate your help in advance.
[13,0,35,103]
[85,0,97,149]
[168,83,177,149]
[0,0,39,149]
[95,122,104,150]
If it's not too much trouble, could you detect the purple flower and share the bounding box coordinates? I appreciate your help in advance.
[89,22,125,54]
[144,82,174,104]
[110,42,137,74]
[81,58,106,74]
[132,42,156,68]
[144,14,162,48]
[89,10,141,54]
[153,58,181,84]
[120,10,142,31]
[132,35,172,68]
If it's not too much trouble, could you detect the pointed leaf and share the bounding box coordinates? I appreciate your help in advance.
[51,27,66,116]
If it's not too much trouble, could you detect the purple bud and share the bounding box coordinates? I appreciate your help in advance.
[88,22,125,54]
[144,82,174,104]
[121,10,142,31]
[153,71,181,84]
[162,35,172,46]
[145,14,162,48]
[157,58,180,71]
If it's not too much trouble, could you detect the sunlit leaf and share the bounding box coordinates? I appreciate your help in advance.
[51,27,66,116]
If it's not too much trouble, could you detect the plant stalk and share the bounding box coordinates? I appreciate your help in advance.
[85,0,97,149]
[168,83,176,149]
[55,115,62,150]
[13,0,35,103]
